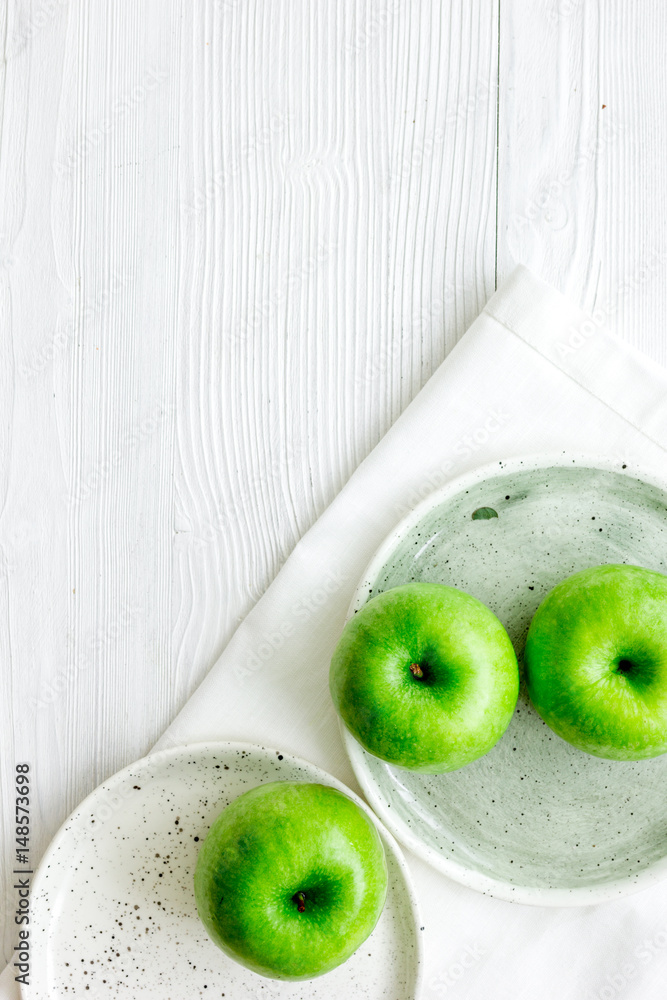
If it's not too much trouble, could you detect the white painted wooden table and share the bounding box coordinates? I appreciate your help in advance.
[2,0,667,981]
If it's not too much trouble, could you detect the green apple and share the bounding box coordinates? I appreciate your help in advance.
[194,781,387,980]
[525,563,667,760]
[329,582,519,772]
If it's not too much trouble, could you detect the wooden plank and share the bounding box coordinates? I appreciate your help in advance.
[498,0,667,366]
[0,0,181,960]
[171,0,500,730]
[0,0,500,962]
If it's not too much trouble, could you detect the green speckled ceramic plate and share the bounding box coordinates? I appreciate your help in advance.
[341,455,667,905]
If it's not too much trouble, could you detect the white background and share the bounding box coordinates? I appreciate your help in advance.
[1,0,667,981]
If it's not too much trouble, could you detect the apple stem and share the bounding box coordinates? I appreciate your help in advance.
[409,662,424,679]
[293,891,306,913]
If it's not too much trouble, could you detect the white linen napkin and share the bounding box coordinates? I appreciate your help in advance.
[6,264,667,999]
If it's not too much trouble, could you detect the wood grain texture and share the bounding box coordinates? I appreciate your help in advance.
[0,0,181,959]
[170,0,499,735]
[498,0,667,365]
[2,0,667,975]
[0,0,499,962]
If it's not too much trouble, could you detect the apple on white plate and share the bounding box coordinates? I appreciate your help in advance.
[194,780,388,981]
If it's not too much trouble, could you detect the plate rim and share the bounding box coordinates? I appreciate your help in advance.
[341,451,667,906]
[348,451,667,620]
[23,740,425,998]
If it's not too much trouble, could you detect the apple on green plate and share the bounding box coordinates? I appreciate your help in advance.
[329,581,519,773]
[194,780,388,981]
[525,563,667,760]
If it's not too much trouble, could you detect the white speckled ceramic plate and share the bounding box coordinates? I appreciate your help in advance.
[341,454,667,906]
[24,742,423,999]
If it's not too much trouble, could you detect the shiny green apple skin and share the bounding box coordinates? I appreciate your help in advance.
[330,582,519,773]
[194,781,387,981]
[525,564,667,760]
